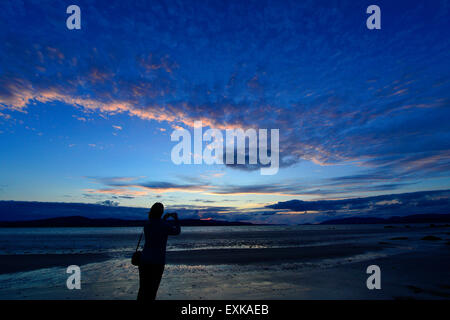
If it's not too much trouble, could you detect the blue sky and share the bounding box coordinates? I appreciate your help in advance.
[0,0,449,223]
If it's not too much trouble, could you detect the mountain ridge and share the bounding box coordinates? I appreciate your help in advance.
[0,215,254,227]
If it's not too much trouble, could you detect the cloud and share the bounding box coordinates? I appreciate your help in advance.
[84,172,415,199]
[0,0,448,183]
[266,189,450,223]
[0,112,11,119]
[84,188,149,197]
[137,181,210,193]
[97,200,119,207]
[85,176,209,195]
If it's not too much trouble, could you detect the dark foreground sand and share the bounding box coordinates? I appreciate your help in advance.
[0,243,384,274]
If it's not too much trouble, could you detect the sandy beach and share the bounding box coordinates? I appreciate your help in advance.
[0,224,449,300]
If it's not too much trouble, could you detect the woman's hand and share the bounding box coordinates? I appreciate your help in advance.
[163,213,178,220]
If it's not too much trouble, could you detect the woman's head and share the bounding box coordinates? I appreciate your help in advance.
[149,202,164,219]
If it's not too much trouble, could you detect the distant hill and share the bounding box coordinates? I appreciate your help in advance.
[0,200,148,221]
[0,215,253,228]
[320,213,450,225]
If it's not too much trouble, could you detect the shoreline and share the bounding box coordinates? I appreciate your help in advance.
[0,242,448,300]
[0,243,386,275]
[0,224,448,299]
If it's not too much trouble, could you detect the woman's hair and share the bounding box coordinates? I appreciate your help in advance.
[149,202,164,219]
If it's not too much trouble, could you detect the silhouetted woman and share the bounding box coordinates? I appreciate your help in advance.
[138,202,181,301]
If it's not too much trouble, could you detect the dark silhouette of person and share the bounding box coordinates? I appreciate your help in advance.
[138,202,181,301]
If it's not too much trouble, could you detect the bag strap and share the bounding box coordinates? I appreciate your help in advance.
[135,229,144,252]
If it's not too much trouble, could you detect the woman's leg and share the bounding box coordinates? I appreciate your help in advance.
[137,264,150,301]
[148,264,165,300]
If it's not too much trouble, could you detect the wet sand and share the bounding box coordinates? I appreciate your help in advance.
[0,224,448,299]
[0,242,384,275]
[165,243,384,265]
[1,242,449,300]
